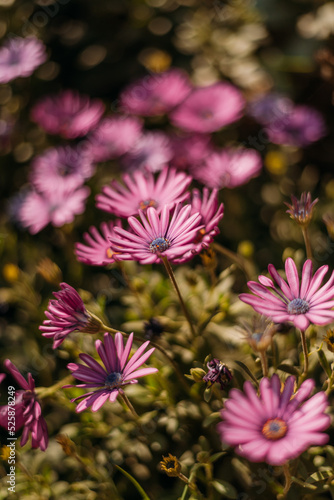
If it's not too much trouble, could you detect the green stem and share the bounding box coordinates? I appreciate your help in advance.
[301,226,312,261]
[299,329,309,377]
[259,351,269,377]
[35,374,73,399]
[119,391,140,420]
[281,463,292,498]
[161,256,197,338]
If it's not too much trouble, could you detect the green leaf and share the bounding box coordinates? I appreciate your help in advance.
[290,476,317,490]
[234,361,259,386]
[305,469,334,484]
[204,386,213,402]
[317,348,332,379]
[113,464,152,500]
[208,451,226,463]
[211,480,237,498]
[277,364,300,376]
[202,411,221,428]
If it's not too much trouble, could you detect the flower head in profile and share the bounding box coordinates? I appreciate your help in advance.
[191,188,224,248]
[31,90,105,139]
[120,68,192,116]
[285,192,318,227]
[30,145,94,194]
[218,374,330,465]
[170,82,245,133]
[17,185,90,234]
[0,36,47,83]
[64,332,158,412]
[96,167,192,218]
[39,283,103,348]
[75,221,128,266]
[239,258,334,331]
[122,131,172,173]
[0,360,48,451]
[109,204,203,265]
[87,116,142,162]
[191,148,262,189]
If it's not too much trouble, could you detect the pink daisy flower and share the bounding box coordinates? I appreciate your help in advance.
[191,148,262,189]
[218,374,330,465]
[239,258,334,331]
[190,188,224,249]
[30,145,95,194]
[75,221,128,266]
[87,116,142,162]
[120,68,192,116]
[40,282,102,349]
[96,167,192,217]
[0,360,48,451]
[18,186,90,234]
[64,332,158,412]
[169,133,214,171]
[31,90,105,139]
[109,204,203,265]
[169,82,245,133]
[0,36,47,83]
[122,131,172,173]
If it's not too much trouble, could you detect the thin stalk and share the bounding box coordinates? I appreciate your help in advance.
[301,226,312,261]
[259,351,268,377]
[161,256,197,338]
[281,463,292,498]
[119,391,140,420]
[212,242,254,280]
[101,324,191,395]
[36,374,73,399]
[299,329,309,377]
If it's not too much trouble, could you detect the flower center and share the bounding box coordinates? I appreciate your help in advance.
[149,237,170,254]
[287,298,310,315]
[262,418,288,440]
[138,199,157,211]
[105,372,122,389]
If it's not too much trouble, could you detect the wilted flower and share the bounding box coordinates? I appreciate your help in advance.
[323,330,334,353]
[218,375,330,465]
[203,359,232,390]
[39,283,103,348]
[285,192,318,227]
[31,90,105,139]
[64,332,158,412]
[239,258,334,331]
[0,36,47,83]
[160,454,182,477]
[0,360,48,451]
[96,167,191,217]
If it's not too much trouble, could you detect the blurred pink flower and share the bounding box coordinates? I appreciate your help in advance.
[0,360,48,451]
[96,166,191,217]
[169,133,214,171]
[122,131,172,173]
[30,145,95,193]
[239,258,334,331]
[31,90,105,139]
[65,332,158,412]
[265,105,326,147]
[218,374,330,465]
[0,36,47,83]
[248,93,293,125]
[75,221,127,266]
[109,204,203,264]
[87,116,142,162]
[120,68,192,116]
[40,282,99,348]
[170,82,245,133]
[191,148,262,189]
[18,186,90,234]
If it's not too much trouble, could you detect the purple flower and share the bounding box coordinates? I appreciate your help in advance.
[248,93,294,125]
[120,68,192,116]
[191,148,262,189]
[75,221,128,266]
[169,82,245,133]
[17,185,90,234]
[109,204,203,265]
[169,133,214,171]
[0,360,48,451]
[203,359,232,390]
[31,90,105,139]
[240,258,334,331]
[96,167,192,217]
[87,116,142,162]
[122,131,172,173]
[0,36,47,83]
[65,332,158,412]
[39,283,102,348]
[30,145,95,194]
[265,105,326,147]
[218,375,330,465]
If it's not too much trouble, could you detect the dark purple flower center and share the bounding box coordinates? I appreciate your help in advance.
[262,418,287,440]
[139,199,157,211]
[287,298,310,315]
[149,237,170,254]
[105,372,122,389]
